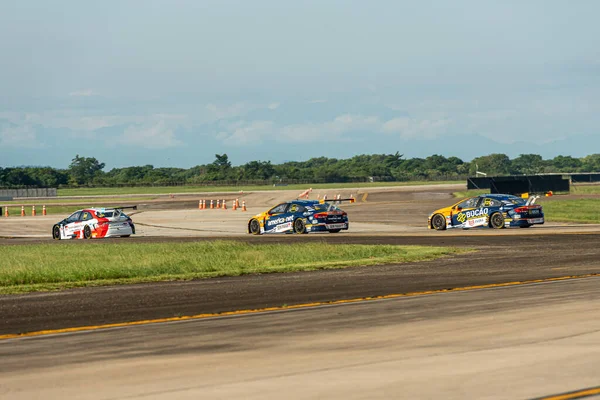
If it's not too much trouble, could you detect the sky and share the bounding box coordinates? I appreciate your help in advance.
[1,0,599,169]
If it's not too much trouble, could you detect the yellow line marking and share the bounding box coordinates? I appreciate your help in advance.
[535,386,600,400]
[362,192,369,202]
[1,273,598,341]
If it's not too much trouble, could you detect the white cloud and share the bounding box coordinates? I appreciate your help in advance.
[308,99,327,104]
[69,89,97,97]
[267,102,280,110]
[216,120,274,145]
[120,121,183,149]
[382,117,450,139]
[0,124,43,148]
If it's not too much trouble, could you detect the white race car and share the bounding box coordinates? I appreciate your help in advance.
[52,206,137,240]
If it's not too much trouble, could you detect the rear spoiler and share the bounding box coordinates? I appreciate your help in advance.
[319,198,355,204]
[113,205,138,211]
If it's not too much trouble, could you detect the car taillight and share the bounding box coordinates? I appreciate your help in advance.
[313,213,328,219]
[514,206,541,213]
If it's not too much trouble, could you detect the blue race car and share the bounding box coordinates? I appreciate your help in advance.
[428,193,545,230]
[248,198,355,235]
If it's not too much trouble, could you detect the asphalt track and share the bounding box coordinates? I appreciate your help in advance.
[1,186,599,399]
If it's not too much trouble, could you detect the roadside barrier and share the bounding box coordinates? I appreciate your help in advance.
[43,205,47,216]
[32,205,36,217]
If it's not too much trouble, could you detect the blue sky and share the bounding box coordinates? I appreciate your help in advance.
[1,0,599,169]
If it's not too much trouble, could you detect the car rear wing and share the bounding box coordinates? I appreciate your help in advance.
[113,205,138,211]
[319,198,355,204]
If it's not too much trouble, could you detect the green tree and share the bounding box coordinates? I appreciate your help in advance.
[470,154,511,176]
[510,154,545,175]
[68,155,106,185]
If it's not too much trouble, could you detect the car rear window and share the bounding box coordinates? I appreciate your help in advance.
[311,203,340,212]
[503,197,526,206]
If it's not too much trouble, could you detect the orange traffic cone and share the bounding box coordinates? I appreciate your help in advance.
[199,200,202,209]
[21,205,25,217]
[4,207,8,217]
[32,205,36,217]
[323,194,328,200]
[232,200,237,211]
[43,205,47,216]
[210,200,214,209]
[241,200,247,211]
[217,200,222,209]
[222,199,227,210]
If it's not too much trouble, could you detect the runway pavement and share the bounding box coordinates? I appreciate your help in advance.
[1,276,599,400]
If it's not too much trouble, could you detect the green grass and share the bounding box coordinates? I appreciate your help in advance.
[57,181,462,197]
[571,184,600,195]
[539,199,600,224]
[0,241,467,294]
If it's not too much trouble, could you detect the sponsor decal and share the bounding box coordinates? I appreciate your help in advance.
[274,222,293,232]
[456,208,489,223]
[463,217,487,228]
[267,215,294,227]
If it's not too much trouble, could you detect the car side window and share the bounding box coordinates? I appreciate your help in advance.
[81,211,93,221]
[289,204,305,213]
[482,198,502,207]
[66,211,82,223]
[269,204,288,214]
[457,197,478,209]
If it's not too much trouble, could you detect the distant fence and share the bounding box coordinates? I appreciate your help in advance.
[0,188,57,198]
[569,173,600,183]
[467,175,570,195]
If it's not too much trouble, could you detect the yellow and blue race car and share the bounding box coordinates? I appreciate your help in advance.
[248,198,354,235]
[428,193,544,230]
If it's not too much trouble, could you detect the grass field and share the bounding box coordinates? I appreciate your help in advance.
[0,241,466,294]
[540,199,600,224]
[57,181,462,197]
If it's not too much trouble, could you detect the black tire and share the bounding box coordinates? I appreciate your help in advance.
[431,214,447,231]
[293,218,306,234]
[328,229,342,233]
[83,225,92,239]
[489,212,505,229]
[249,219,261,235]
[52,225,61,240]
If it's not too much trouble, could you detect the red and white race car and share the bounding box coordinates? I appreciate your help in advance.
[52,206,137,240]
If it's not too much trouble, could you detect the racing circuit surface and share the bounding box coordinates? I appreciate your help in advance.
[1,184,600,399]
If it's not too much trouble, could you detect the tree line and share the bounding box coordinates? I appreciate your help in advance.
[1,153,600,188]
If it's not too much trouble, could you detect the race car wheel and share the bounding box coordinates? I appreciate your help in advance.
[83,225,92,239]
[52,225,61,240]
[328,229,342,233]
[293,218,307,234]
[431,214,446,231]
[489,212,505,229]
[249,219,261,235]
